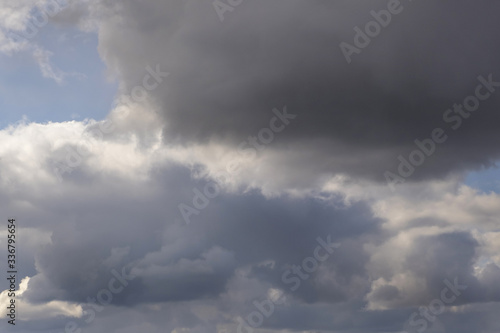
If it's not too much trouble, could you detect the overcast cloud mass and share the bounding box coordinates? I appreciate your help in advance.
[0,1,500,332]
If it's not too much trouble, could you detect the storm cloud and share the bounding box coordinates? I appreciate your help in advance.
[1,1,500,333]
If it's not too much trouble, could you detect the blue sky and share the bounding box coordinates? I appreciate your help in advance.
[0,26,116,127]
[465,164,500,193]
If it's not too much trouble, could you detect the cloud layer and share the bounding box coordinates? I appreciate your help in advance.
[1,1,500,333]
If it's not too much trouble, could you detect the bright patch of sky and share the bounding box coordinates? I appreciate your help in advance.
[0,25,116,128]
[464,164,500,194]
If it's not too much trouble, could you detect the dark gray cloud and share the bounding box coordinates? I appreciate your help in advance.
[10,158,499,333]
[23,163,384,306]
[95,0,500,182]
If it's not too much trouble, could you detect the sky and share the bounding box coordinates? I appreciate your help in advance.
[0,1,500,333]
[0,25,115,126]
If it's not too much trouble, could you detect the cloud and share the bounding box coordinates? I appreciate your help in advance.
[82,0,500,183]
[0,277,82,321]
[1,1,500,332]
[32,47,66,84]
[0,117,498,332]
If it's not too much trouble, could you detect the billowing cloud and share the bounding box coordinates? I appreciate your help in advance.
[83,0,500,183]
[1,1,500,333]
